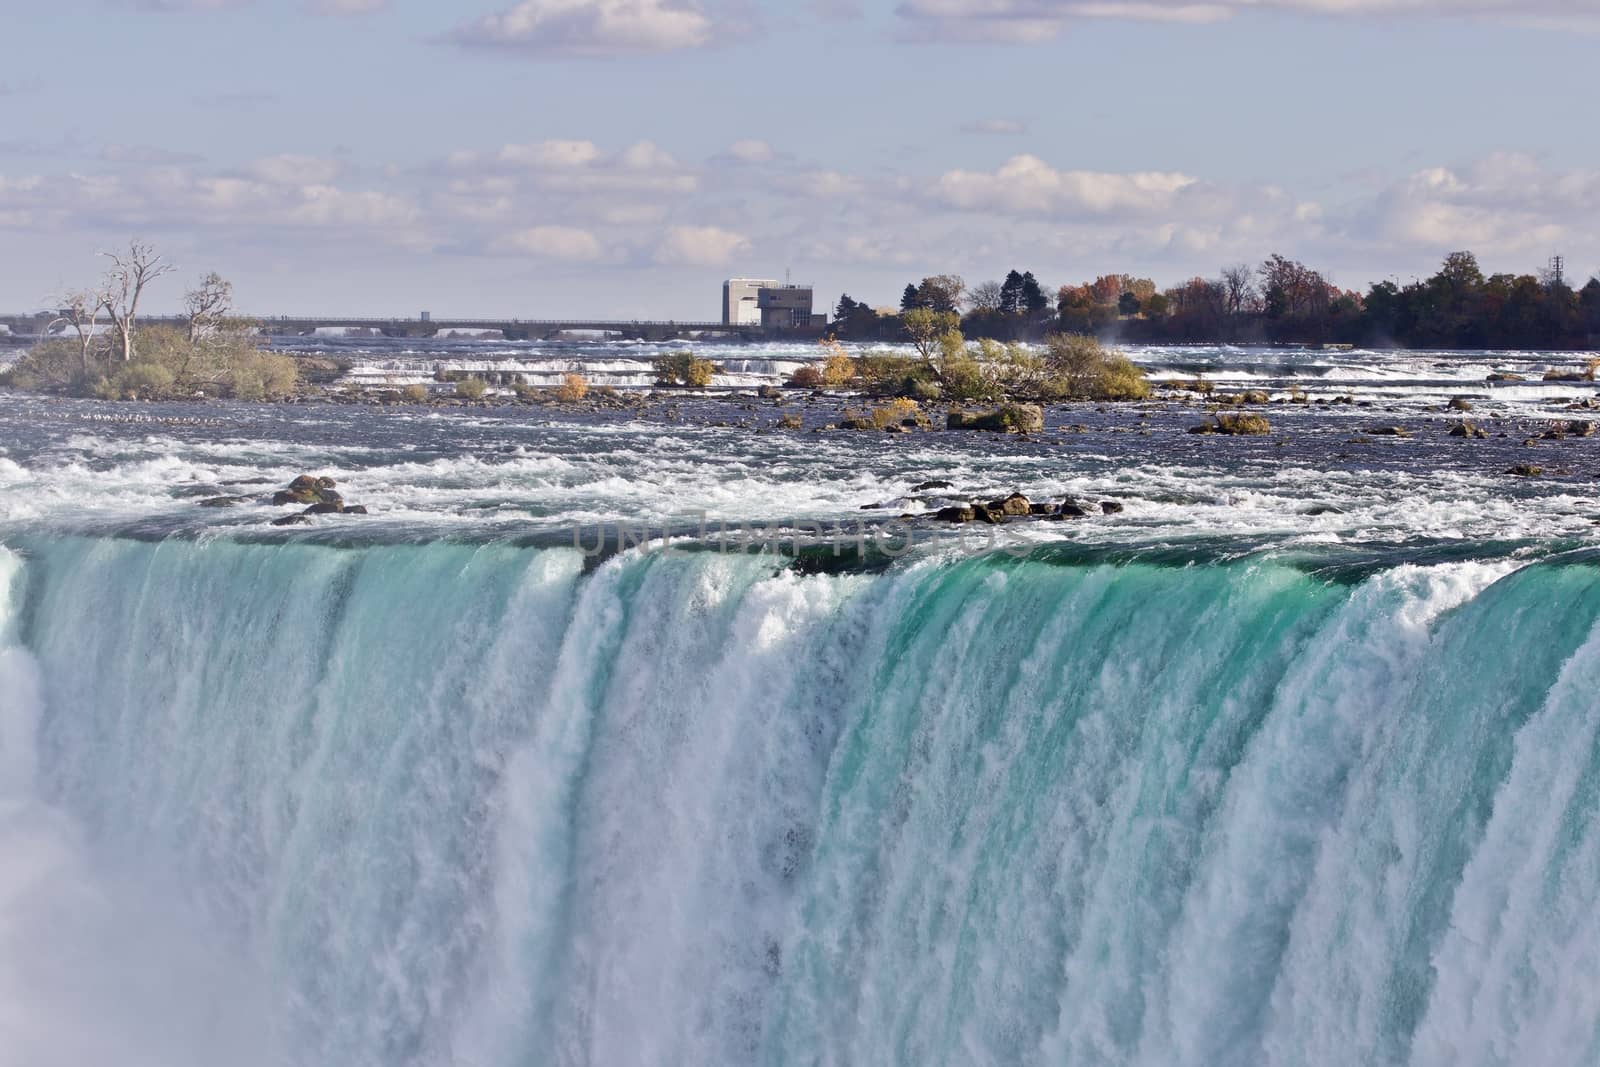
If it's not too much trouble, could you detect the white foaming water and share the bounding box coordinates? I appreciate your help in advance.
[4,536,1600,1065]
[0,547,280,1067]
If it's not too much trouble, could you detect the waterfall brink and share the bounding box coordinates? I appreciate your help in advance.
[3,536,1599,1066]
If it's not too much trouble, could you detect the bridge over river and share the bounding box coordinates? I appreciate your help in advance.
[0,313,792,344]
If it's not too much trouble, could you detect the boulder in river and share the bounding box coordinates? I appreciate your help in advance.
[947,404,1044,434]
[269,474,367,517]
[988,493,1031,517]
[272,487,321,506]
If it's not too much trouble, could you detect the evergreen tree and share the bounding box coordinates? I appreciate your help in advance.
[999,270,1024,315]
[1020,271,1047,315]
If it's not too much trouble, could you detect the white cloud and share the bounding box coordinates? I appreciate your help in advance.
[932,155,1198,216]
[727,139,775,163]
[896,0,1600,40]
[493,225,606,260]
[1360,153,1600,256]
[450,138,695,194]
[5,138,1598,314]
[774,169,864,198]
[498,140,603,168]
[654,225,749,266]
[450,0,713,55]
[618,141,678,171]
[248,154,343,186]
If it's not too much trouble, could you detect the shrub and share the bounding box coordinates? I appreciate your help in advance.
[857,351,933,397]
[654,353,719,387]
[787,364,825,388]
[554,372,589,402]
[227,351,300,400]
[113,361,177,400]
[938,350,1004,402]
[682,357,717,388]
[1041,334,1151,401]
[1213,413,1271,435]
[402,384,429,403]
[654,354,688,386]
[869,397,921,429]
[819,340,856,387]
[455,377,487,400]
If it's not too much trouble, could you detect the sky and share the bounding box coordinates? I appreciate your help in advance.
[1,0,1598,319]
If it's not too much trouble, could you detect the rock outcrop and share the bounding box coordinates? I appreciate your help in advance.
[946,404,1044,434]
[267,474,368,520]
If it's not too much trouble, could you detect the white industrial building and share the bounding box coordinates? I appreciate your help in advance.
[722,278,822,329]
[722,278,780,326]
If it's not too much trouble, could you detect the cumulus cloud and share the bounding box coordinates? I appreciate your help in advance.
[5,136,1598,314]
[450,0,714,55]
[493,225,606,260]
[932,155,1199,216]
[498,139,603,168]
[450,139,695,194]
[1359,153,1600,256]
[654,225,749,265]
[248,154,343,186]
[774,169,864,198]
[0,160,420,241]
[726,139,775,163]
[896,0,1600,40]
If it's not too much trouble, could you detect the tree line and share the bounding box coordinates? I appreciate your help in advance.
[828,252,1600,350]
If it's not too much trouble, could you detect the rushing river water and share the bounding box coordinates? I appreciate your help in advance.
[3,338,1600,1066]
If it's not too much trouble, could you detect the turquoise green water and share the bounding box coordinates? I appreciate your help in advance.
[3,536,1599,1065]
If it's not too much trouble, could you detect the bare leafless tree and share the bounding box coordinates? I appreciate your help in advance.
[47,287,109,377]
[98,239,175,362]
[184,271,234,342]
[1221,263,1257,317]
[967,280,1004,314]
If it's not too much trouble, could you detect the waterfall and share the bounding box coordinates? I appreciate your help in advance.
[3,536,1598,1066]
